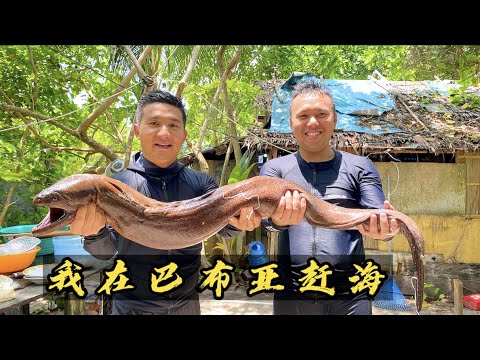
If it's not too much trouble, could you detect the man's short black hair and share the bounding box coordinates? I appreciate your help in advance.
[135,89,187,127]
[291,80,336,113]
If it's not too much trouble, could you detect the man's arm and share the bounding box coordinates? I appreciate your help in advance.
[202,175,262,237]
[355,158,399,241]
[357,200,399,241]
[70,203,118,260]
[215,206,263,238]
[83,226,119,260]
[259,158,306,230]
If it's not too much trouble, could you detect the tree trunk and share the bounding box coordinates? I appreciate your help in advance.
[76,45,155,135]
[196,45,243,151]
[219,140,233,187]
[223,87,242,163]
[0,46,156,163]
[176,46,201,98]
[0,183,17,227]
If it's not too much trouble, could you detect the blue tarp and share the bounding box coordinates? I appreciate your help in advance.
[270,72,405,134]
[421,80,458,96]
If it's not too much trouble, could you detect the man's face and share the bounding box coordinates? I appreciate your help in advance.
[133,103,187,168]
[289,93,337,158]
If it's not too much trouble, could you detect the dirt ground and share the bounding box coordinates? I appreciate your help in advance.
[372,297,480,315]
[12,250,479,316]
[199,286,480,315]
[26,281,480,316]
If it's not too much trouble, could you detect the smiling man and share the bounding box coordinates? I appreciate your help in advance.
[260,81,399,315]
[133,96,187,168]
[70,89,261,315]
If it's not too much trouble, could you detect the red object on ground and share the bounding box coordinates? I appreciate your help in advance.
[463,294,480,310]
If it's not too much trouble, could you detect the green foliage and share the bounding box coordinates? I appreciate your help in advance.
[227,149,255,184]
[183,80,263,152]
[238,45,412,81]
[1,44,478,227]
[423,282,446,304]
[406,46,480,86]
[448,87,480,110]
[0,45,133,226]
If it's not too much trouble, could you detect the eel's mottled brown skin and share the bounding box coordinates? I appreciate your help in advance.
[32,174,425,313]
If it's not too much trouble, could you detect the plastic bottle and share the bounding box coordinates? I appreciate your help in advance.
[248,241,268,267]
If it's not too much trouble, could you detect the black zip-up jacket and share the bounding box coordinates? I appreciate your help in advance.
[83,152,241,307]
[260,150,386,297]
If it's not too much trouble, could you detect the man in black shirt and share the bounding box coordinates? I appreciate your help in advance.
[70,90,261,315]
[261,81,399,315]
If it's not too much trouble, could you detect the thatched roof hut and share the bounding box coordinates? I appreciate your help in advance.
[181,76,480,165]
[250,78,480,155]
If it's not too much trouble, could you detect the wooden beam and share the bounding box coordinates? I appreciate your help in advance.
[466,157,480,215]
[270,147,278,159]
[452,279,463,315]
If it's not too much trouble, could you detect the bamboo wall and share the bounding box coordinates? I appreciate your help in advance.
[464,155,480,216]
[374,163,465,215]
[365,161,480,263]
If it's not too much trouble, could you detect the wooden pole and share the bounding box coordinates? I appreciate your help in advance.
[452,278,463,315]
[268,232,278,261]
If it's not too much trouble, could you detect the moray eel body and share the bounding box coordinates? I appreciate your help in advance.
[32,174,425,313]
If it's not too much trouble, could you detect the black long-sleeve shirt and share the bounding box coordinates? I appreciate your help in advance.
[260,150,386,295]
[83,152,240,308]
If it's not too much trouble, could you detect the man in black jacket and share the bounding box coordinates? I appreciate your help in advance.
[261,81,399,315]
[70,90,261,315]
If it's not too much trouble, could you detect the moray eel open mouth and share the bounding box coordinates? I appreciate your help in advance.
[32,207,76,236]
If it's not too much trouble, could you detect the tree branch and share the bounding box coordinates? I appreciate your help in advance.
[0,89,54,149]
[76,45,155,135]
[176,45,201,99]
[0,101,78,137]
[219,140,233,187]
[27,46,40,110]
[123,45,155,92]
[216,47,241,163]
[224,87,242,163]
[124,116,137,169]
[0,130,27,225]
[53,146,106,153]
[216,46,227,74]
[0,102,120,161]
[123,45,150,80]
[78,78,127,148]
[0,183,17,226]
[224,46,243,79]
[186,139,209,173]
[196,45,243,149]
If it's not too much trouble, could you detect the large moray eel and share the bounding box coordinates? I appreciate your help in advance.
[32,174,425,313]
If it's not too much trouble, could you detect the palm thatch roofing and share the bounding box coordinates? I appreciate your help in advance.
[180,79,480,165]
